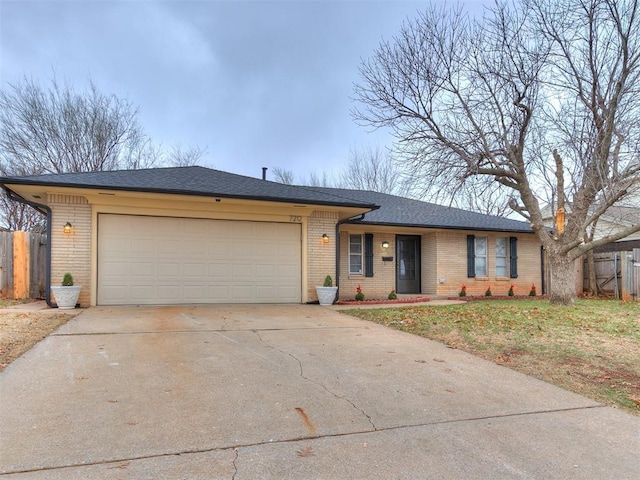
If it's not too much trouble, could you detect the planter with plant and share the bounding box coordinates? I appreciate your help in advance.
[316,275,338,305]
[50,273,82,309]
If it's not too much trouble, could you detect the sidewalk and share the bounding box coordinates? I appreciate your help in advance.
[0,300,74,314]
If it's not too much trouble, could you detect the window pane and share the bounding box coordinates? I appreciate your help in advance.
[349,235,363,274]
[350,256,362,274]
[496,259,507,277]
[476,257,487,277]
[495,237,508,276]
[475,237,487,255]
[475,237,488,276]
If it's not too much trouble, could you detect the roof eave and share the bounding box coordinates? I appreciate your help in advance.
[0,179,379,210]
[346,219,535,234]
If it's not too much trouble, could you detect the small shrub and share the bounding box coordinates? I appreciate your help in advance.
[529,284,537,296]
[355,285,365,301]
[62,273,74,287]
[459,285,467,297]
[508,285,515,296]
[485,286,492,296]
[323,275,333,287]
[388,290,398,300]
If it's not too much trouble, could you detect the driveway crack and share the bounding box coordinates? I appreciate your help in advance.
[231,447,239,480]
[253,331,377,431]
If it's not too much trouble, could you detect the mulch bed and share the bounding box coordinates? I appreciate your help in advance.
[336,296,430,306]
[448,295,550,301]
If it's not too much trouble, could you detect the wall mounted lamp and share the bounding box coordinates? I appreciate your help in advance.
[381,241,389,249]
[63,222,73,234]
[322,233,329,244]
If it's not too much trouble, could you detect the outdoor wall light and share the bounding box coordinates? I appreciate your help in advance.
[63,222,73,234]
[382,241,389,249]
[322,233,329,244]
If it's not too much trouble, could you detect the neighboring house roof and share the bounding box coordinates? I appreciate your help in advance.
[312,188,534,233]
[0,166,377,210]
[1,166,534,233]
[541,202,640,241]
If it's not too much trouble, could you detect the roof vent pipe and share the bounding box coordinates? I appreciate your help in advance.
[262,167,268,180]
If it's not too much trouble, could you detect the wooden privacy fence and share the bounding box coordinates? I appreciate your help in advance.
[0,231,47,300]
[582,248,640,300]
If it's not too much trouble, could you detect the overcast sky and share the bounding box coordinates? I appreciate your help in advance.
[0,0,486,182]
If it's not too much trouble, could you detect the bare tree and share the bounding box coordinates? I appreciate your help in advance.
[307,171,333,187]
[271,167,296,185]
[353,0,640,305]
[0,77,153,174]
[412,174,513,217]
[0,77,156,229]
[0,77,207,230]
[165,144,207,167]
[335,145,414,196]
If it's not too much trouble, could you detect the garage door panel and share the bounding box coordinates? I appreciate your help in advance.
[183,263,206,276]
[158,240,181,254]
[98,215,301,305]
[100,261,130,276]
[231,285,254,301]
[208,285,231,298]
[157,263,180,276]
[131,285,158,301]
[255,264,276,277]
[208,264,231,278]
[183,285,207,299]
[130,262,155,276]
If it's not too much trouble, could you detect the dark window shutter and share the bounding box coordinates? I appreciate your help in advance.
[365,233,374,277]
[467,235,476,278]
[509,236,518,278]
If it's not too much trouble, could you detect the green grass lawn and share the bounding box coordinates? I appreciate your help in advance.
[344,299,640,415]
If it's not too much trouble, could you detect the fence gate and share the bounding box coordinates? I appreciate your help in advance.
[0,231,47,300]
[583,249,640,300]
[626,248,640,301]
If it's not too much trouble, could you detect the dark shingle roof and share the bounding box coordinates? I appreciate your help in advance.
[2,166,534,233]
[310,187,533,233]
[1,166,376,209]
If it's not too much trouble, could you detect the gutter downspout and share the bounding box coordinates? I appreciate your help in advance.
[3,187,54,307]
[335,213,366,299]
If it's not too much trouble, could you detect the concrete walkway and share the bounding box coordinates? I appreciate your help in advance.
[0,305,638,479]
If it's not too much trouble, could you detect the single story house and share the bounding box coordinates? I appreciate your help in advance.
[0,166,543,306]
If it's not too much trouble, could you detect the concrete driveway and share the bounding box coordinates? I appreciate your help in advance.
[0,305,638,479]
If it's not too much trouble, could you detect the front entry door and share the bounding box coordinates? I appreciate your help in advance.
[396,235,421,294]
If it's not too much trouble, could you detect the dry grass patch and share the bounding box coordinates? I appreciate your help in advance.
[0,306,75,371]
[344,299,640,415]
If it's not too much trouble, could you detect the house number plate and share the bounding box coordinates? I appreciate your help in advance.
[290,216,302,222]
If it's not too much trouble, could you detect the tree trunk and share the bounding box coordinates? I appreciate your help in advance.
[548,254,577,305]
[586,250,599,296]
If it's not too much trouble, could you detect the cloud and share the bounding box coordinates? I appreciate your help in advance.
[0,0,482,179]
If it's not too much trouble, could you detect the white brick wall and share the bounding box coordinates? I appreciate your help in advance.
[338,230,396,300]
[336,227,542,299]
[433,230,542,296]
[48,195,91,307]
[307,211,338,300]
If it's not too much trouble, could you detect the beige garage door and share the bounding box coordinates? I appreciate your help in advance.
[98,214,301,305]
